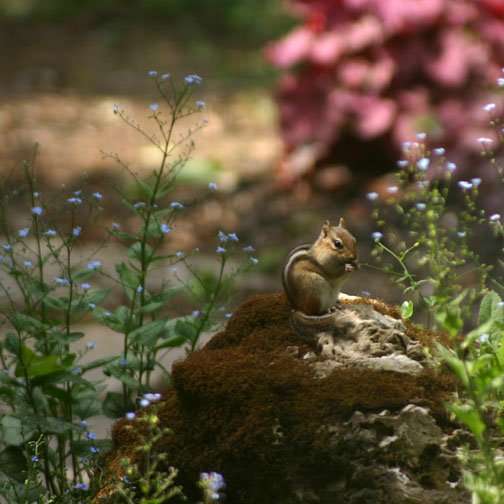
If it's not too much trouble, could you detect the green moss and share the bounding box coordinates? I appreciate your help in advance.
[98,293,456,504]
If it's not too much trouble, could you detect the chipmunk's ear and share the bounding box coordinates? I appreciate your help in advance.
[321,220,331,237]
[339,217,346,228]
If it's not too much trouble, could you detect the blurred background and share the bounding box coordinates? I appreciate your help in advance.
[1,0,504,319]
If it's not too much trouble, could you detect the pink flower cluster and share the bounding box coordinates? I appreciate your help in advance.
[266,0,504,184]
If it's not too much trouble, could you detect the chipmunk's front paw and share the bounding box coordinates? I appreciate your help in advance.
[328,301,343,313]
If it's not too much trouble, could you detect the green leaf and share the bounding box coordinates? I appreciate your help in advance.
[129,320,166,346]
[400,300,414,320]
[116,262,140,290]
[42,296,68,311]
[479,291,502,325]
[449,403,486,440]
[0,416,23,446]
[175,319,198,344]
[0,447,26,482]
[140,301,165,314]
[436,343,468,386]
[102,392,129,419]
[15,347,64,379]
[128,242,154,263]
[81,356,118,373]
[155,334,187,351]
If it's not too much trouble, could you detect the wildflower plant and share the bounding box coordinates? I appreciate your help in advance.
[371,80,504,502]
[370,136,491,334]
[0,72,256,501]
[110,406,185,504]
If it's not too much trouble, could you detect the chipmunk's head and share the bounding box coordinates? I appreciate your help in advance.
[315,219,358,273]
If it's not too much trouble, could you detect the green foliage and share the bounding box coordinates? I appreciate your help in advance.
[371,141,490,334]
[0,73,255,501]
[437,291,504,503]
[109,409,185,503]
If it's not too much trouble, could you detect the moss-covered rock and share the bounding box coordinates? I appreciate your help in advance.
[95,293,468,503]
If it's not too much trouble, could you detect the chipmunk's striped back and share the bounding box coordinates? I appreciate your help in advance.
[282,244,312,307]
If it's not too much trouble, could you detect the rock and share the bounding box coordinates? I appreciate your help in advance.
[95,293,468,504]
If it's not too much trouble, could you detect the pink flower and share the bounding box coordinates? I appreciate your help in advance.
[265,27,314,68]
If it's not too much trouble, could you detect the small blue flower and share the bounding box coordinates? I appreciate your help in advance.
[140,398,150,408]
[228,232,239,242]
[372,231,383,242]
[218,231,228,242]
[175,251,184,258]
[160,223,171,234]
[133,202,146,209]
[478,137,493,146]
[126,412,136,420]
[471,178,481,187]
[224,312,233,319]
[72,367,82,375]
[386,186,398,194]
[92,192,103,200]
[119,358,128,367]
[366,192,379,201]
[23,260,33,269]
[184,74,203,85]
[33,192,40,198]
[113,104,120,114]
[446,162,457,173]
[80,283,91,290]
[67,197,82,205]
[73,226,82,237]
[32,206,43,216]
[242,245,255,253]
[161,73,171,81]
[216,246,226,254]
[86,341,96,349]
[415,202,426,211]
[433,147,445,156]
[458,181,473,190]
[457,231,467,238]
[74,482,89,491]
[416,132,426,141]
[2,244,12,252]
[112,222,121,230]
[498,77,504,88]
[200,472,225,498]
[397,160,409,168]
[44,229,57,237]
[490,213,501,222]
[147,70,158,77]
[149,103,159,112]
[192,310,201,318]
[79,420,88,429]
[87,260,102,270]
[208,182,218,191]
[136,285,143,294]
[196,100,206,110]
[478,333,490,343]
[143,392,161,402]
[416,158,430,171]
[483,103,496,112]
[31,455,39,463]
[89,446,100,454]
[249,256,259,265]
[18,228,30,238]
[85,432,97,441]
[170,201,184,209]
[55,277,70,286]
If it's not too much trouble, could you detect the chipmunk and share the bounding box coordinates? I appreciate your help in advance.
[282,219,358,333]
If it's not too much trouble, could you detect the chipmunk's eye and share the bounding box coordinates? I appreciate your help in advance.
[333,239,343,249]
